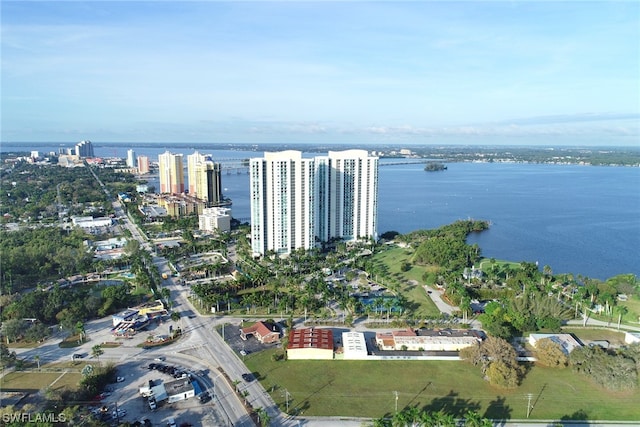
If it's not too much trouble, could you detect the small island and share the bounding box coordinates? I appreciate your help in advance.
[424,161,447,172]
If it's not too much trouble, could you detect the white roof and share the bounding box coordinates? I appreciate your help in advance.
[342,331,367,359]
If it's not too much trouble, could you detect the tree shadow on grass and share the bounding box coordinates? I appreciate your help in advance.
[422,390,481,418]
[483,395,512,423]
[560,409,590,421]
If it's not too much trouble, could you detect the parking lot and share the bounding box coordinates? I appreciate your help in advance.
[221,322,282,360]
[91,357,224,426]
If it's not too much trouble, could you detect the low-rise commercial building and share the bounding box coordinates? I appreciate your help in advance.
[342,331,368,359]
[376,329,483,352]
[240,321,280,344]
[287,328,334,360]
[528,333,582,355]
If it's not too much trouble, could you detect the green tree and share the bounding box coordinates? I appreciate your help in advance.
[534,338,568,368]
[2,318,26,344]
[91,344,104,360]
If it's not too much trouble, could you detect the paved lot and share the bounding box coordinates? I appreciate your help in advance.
[95,358,223,427]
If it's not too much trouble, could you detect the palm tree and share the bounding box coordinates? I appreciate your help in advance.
[616,305,629,330]
[91,344,104,361]
[255,407,271,427]
[383,298,395,322]
[460,296,471,324]
[170,311,181,329]
[75,321,86,343]
[463,410,482,427]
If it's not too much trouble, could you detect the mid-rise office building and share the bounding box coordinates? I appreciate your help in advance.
[250,149,378,256]
[187,151,222,206]
[158,151,184,194]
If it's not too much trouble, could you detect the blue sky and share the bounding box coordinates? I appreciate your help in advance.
[2,1,639,146]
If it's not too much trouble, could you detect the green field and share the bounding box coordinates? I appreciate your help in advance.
[371,246,440,317]
[1,370,82,393]
[245,349,640,421]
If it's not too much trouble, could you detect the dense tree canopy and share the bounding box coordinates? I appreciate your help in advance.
[0,227,94,292]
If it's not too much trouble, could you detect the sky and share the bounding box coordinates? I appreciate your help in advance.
[2,1,639,146]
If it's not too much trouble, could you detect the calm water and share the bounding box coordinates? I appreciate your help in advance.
[4,142,639,279]
[379,162,639,280]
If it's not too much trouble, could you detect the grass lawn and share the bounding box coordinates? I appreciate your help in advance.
[1,370,82,393]
[561,328,627,346]
[245,349,640,421]
[371,247,440,318]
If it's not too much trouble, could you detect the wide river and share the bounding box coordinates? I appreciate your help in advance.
[5,142,639,280]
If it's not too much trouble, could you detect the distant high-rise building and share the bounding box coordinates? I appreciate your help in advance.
[250,149,378,256]
[75,140,94,158]
[158,151,185,194]
[126,149,136,168]
[187,151,222,206]
[137,155,150,174]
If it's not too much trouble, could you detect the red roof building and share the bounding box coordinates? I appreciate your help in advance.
[286,328,334,360]
[240,321,280,344]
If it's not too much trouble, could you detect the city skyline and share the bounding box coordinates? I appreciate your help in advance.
[2,1,639,146]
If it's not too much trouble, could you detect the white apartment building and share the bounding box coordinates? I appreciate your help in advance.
[126,149,136,168]
[250,150,378,256]
[199,207,231,233]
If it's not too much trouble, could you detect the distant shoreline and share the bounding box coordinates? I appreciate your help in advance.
[2,142,639,167]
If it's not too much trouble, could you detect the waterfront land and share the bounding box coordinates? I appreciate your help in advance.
[1,150,639,426]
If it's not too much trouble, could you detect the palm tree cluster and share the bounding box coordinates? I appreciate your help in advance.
[373,408,493,427]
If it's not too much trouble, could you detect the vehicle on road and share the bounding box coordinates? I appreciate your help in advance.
[242,373,254,382]
[116,376,125,382]
[154,356,166,362]
[199,391,212,403]
[167,417,177,427]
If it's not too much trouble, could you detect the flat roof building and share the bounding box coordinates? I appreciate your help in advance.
[376,329,483,352]
[529,333,582,355]
[342,331,368,359]
[199,207,232,233]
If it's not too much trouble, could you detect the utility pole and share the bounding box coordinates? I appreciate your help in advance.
[282,388,291,413]
[526,393,533,418]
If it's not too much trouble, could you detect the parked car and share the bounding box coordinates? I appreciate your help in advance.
[199,391,212,404]
[116,376,125,382]
[167,418,177,427]
[154,356,166,362]
[112,408,126,418]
